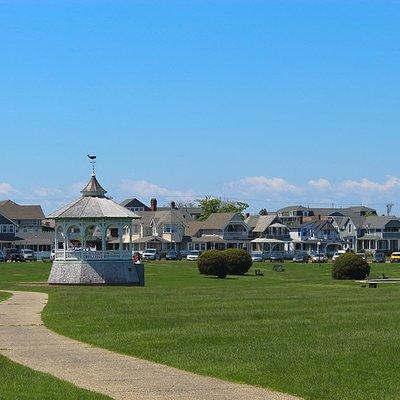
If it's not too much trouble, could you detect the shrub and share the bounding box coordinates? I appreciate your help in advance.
[332,252,370,280]
[224,248,253,275]
[197,250,228,278]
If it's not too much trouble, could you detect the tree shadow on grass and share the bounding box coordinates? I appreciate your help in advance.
[203,276,240,280]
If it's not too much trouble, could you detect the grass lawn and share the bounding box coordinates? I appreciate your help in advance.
[0,290,110,400]
[1,260,400,399]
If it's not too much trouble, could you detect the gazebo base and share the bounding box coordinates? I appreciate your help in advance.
[48,260,144,286]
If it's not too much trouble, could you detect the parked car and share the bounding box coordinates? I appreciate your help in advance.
[187,250,201,261]
[142,248,161,261]
[332,250,347,262]
[373,252,386,263]
[21,249,37,262]
[4,248,24,262]
[310,253,328,263]
[165,250,182,260]
[0,250,5,262]
[251,252,263,262]
[390,252,400,263]
[292,254,309,263]
[269,252,284,262]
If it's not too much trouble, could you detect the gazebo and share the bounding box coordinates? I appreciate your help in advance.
[47,172,144,285]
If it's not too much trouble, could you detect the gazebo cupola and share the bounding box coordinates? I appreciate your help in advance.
[47,168,143,285]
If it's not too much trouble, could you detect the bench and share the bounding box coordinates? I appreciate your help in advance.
[356,278,400,288]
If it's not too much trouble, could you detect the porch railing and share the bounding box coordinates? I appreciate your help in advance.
[55,250,132,261]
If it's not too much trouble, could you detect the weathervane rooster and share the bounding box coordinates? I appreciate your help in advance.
[87,154,97,174]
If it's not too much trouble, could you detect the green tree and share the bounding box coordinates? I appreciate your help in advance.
[197,197,249,221]
[259,208,268,215]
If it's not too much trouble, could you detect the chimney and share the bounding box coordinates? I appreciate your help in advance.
[245,213,250,219]
[150,198,157,211]
[171,201,176,209]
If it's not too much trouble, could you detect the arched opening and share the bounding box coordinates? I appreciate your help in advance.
[122,224,131,251]
[56,225,65,250]
[67,225,81,250]
[85,225,103,250]
[105,224,120,250]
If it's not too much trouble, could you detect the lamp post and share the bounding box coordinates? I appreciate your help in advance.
[317,241,321,267]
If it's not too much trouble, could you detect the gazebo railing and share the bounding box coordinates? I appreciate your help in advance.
[55,250,132,261]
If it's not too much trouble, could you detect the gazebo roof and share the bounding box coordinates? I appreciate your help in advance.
[47,174,141,220]
[81,174,107,197]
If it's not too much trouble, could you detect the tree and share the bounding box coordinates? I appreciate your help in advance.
[197,197,249,221]
[259,208,268,215]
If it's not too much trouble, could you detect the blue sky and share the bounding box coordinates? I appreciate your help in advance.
[1,1,399,214]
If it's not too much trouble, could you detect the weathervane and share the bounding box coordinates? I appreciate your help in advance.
[87,154,97,175]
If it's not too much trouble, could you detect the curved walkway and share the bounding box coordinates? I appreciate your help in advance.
[0,291,301,400]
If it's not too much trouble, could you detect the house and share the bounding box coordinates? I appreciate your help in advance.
[0,200,53,255]
[0,212,21,251]
[0,200,45,233]
[186,212,250,251]
[357,216,400,253]
[129,209,192,251]
[289,219,342,253]
[245,215,291,253]
[276,205,377,225]
[157,201,202,220]
[331,214,365,251]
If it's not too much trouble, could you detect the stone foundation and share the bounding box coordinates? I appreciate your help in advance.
[48,259,145,286]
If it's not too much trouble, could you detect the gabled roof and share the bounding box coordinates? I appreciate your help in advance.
[135,209,192,227]
[200,212,244,230]
[244,215,284,233]
[277,205,311,213]
[0,212,17,226]
[362,216,400,229]
[0,200,45,220]
[120,198,150,210]
[185,212,245,237]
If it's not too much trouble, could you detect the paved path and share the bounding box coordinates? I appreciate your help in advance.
[0,291,301,400]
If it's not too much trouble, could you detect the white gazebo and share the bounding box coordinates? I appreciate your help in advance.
[47,172,144,285]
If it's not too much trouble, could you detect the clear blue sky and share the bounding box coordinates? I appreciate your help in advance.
[1,1,399,214]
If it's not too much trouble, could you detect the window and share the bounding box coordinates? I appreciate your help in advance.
[163,224,176,233]
[8,225,14,233]
[1,226,6,233]
[132,224,139,234]
[348,224,352,233]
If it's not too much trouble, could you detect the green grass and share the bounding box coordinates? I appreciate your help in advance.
[1,260,400,399]
[0,270,110,400]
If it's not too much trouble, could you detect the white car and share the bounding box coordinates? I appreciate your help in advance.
[251,253,263,262]
[142,248,161,261]
[332,250,346,262]
[187,250,201,261]
[21,249,37,261]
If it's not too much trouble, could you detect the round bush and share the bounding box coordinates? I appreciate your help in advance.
[332,252,370,280]
[197,250,228,278]
[224,248,253,275]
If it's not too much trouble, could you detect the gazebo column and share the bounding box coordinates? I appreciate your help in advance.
[80,222,85,260]
[118,223,123,258]
[63,223,67,260]
[128,226,132,253]
[101,224,106,258]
